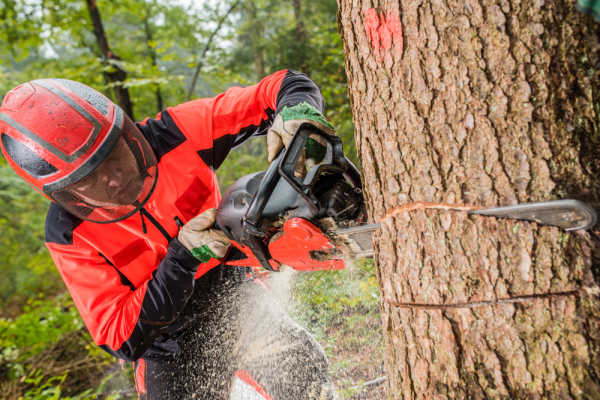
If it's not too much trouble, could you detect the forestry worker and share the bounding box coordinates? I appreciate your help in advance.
[0,70,339,400]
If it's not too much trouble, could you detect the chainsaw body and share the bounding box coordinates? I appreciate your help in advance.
[216,123,366,271]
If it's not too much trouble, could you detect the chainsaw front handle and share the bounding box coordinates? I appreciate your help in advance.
[278,123,360,220]
[239,123,363,271]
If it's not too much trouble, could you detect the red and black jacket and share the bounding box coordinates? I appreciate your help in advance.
[45,70,325,361]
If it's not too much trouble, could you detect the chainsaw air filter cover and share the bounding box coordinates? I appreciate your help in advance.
[217,170,301,243]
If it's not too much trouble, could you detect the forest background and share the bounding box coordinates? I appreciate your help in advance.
[0,1,384,399]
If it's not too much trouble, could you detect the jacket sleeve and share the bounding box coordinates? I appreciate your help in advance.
[46,238,200,361]
[167,69,324,171]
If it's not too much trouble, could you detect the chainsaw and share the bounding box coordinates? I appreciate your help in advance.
[216,123,598,272]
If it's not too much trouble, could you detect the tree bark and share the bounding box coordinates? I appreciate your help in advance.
[337,0,600,398]
[85,0,134,120]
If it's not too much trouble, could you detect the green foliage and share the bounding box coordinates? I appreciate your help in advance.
[19,370,130,400]
[290,258,381,366]
[0,0,44,62]
[0,0,365,397]
[0,158,61,310]
[291,258,379,334]
[0,294,84,379]
[0,294,133,399]
[298,258,379,307]
[21,371,89,400]
[289,259,384,398]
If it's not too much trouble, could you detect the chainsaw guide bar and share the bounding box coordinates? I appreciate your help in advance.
[468,200,597,231]
[328,200,598,260]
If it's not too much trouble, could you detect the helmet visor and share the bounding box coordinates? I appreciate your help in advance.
[51,117,157,223]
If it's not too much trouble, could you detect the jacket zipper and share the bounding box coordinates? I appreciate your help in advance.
[140,207,172,242]
[139,210,147,234]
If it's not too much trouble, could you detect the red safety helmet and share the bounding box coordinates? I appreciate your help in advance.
[0,79,157,223]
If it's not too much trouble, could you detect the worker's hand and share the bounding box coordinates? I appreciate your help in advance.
[266,102,336,176]
[178,208,231,263]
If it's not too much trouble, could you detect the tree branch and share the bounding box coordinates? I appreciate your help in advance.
[186,0,241,101]
[85,0,134,120]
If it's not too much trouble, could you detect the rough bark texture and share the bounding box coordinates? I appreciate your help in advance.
[337,0,600,397]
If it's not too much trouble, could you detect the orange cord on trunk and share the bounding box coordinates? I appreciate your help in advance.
[378,201,484,224]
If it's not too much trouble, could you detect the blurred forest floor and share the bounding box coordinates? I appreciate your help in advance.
[0,0,385,398]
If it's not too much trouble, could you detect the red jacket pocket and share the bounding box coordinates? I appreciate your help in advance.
[175,177,210,221]
[112,239,152,269]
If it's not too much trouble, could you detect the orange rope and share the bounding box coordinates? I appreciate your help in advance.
[378,202,485,223]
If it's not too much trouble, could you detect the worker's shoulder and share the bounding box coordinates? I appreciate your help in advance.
[136,109,188,163]
[45,202,84,246]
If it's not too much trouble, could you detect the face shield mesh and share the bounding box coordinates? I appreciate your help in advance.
[52,117,157,223]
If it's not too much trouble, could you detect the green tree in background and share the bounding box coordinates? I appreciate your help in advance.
[225,0,356,166]
[0,159,58,313]
[0,1,360,396]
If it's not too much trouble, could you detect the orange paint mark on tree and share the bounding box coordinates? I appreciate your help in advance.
[365,9,381,59]
[364,9,403,62]
[385,12,403,56]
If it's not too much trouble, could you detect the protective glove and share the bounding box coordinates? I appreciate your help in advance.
[178,208,231,263]
[266,102,336,176]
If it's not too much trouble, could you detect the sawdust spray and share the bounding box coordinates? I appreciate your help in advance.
[103,256,375,399]
[164,265,339,400]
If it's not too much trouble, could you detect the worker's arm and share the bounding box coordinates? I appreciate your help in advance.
[159,69,325,171]
[46,237,200,362]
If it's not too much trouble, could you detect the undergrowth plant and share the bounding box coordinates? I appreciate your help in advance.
[0,294,134,400]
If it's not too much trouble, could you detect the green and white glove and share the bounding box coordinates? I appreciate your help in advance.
[178,208,231,263]
[266,102,336,176]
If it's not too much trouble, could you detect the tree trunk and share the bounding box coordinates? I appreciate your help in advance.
[293,0,305,42]
[85,0,134,120]
[142,7,163,112]
[247,0,266,82]
[292,0,309,74]
[337,0,600,398]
